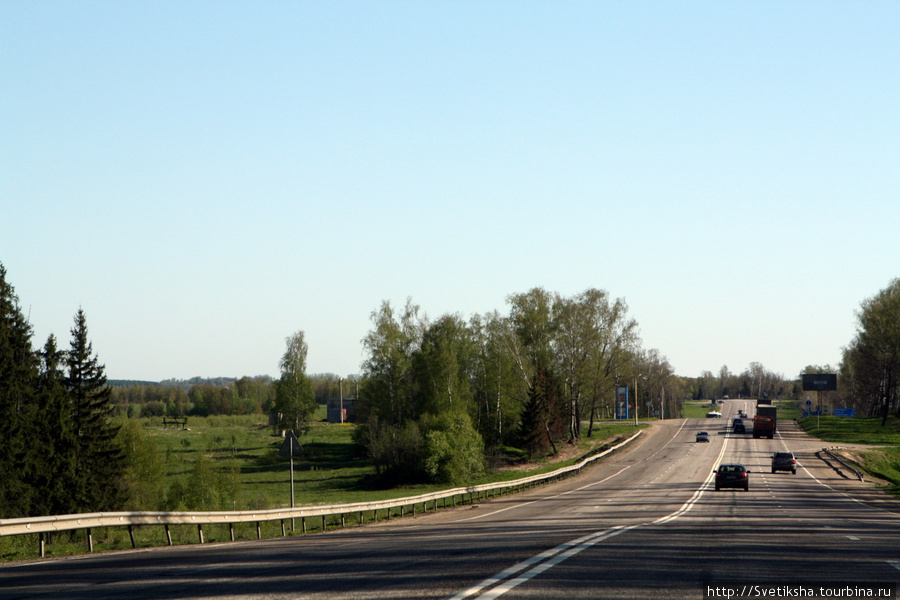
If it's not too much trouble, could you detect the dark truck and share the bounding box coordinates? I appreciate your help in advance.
[752,405,777,439]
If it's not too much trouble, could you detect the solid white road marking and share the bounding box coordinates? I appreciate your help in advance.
[447,421,729,599]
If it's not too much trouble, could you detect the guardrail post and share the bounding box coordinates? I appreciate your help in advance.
[281,520,286,537]
[0,431,643,555]
[302,517,307,533]
[256,522,261,539]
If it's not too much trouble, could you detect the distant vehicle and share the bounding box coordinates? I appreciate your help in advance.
[714,463,750,491]
[696,431,710,443]
[772,451,797,474]
[706,411,723,418]
[733,421,746,434]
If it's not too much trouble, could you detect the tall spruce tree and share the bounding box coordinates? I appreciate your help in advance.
[518,365,564,458]
[64,309,125,512]
[32,334,79,516]
[0,263,39,517]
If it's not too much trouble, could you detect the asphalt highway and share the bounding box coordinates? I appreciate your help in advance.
[2,399,898,600]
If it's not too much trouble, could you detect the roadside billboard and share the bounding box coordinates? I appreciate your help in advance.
[802,374,837,391]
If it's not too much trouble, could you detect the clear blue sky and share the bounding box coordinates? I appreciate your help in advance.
[2,2,898,382]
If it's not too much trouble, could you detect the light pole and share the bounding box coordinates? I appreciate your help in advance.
[339,377,344,424]
[660,383,665,421]
[634,374,646,425]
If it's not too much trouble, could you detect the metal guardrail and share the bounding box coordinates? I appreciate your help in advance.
[1,430,643,557]
[823,446,865,482]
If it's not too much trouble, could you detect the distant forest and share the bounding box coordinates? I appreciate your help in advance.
[3,259,896,517]
[108,374,357,419]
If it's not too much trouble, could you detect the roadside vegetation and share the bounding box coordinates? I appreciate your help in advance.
[0,414,645,560]
[798,414,900,498]
[682,400,723,419]
[2,263,898,553]
[119,413,647,509]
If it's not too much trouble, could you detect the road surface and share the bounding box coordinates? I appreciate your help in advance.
[2,399,898,599]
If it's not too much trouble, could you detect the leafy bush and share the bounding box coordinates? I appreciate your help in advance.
[118,420,166,510]
[165,453,238,511]
[423,412,485,485]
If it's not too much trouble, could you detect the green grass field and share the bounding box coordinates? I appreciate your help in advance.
[149,413,411,509]
[682,401,720,419]
[9,405,897,560]
[797,414,900,445]
[0,414,648,561]
[147,413,650,507]
[797,414,900,497]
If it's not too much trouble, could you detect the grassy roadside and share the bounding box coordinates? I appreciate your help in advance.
[681,399,899,499]
[682,401,721,419]
[796,414,900,498]
[1,416,647,560]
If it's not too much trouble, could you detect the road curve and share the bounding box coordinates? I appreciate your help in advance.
[2,400,898,600]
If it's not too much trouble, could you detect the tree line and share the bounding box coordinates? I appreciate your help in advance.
[4,256,896,517]
[830,278,900,424]
[1,264,125,518]
[687,363,797,403]
[108,374,358,419]
[351,288,665,485]
[1,265,265,519]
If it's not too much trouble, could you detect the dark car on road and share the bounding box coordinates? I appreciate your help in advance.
[772,451,797,474]
[714,463,750,491]
[696,431,710,443]
[732,418,745,433]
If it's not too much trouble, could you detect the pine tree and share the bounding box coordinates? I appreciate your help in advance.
[0,263,39,517]
[64,309,125,512]
[518,366,564,458]
[31,334,79,516]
